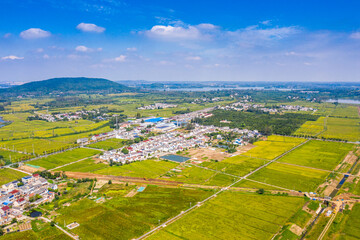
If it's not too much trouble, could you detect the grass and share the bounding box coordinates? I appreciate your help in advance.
[278,140,354,170]
[87,138,126,150]
[165,165,237,186]
[330,105,360,118]
[55,185,214,240]
[242,135,306,160]
[319,117,359,142]
[57,158,108,172]
[94,160,178,178]
[0,168,27,185]
[248,162,329,192]
[289,209,312,228]
[148,192,306,240]
[28,148,101,169]
[200,155,268,177]
[307,201,320,211]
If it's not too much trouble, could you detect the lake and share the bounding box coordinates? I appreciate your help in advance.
[326,99,360,105]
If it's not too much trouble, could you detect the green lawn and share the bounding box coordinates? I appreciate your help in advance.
[248,162,329,192]
[148,192,306,240]
[242,135,306,160]
[278,140,354,170]
[87,138,126,150]
[200,155,268,177]
[28,148,101,169]
[55,185,214,240]
[94,160,178,178]
[0,168,27,186]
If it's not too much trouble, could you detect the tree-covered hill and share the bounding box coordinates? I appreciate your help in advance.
[0,77,131,95]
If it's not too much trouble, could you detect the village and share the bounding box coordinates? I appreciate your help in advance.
[0,173,57,227]
[217,102,317,113]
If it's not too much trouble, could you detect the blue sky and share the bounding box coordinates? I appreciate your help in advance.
[1,0,360,83]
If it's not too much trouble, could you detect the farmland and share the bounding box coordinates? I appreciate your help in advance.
[319,117,359,142]
[242,135,306,160]
[55,185,214,240]
[248,162,329,192]
[57,158,108,172]
[28,148,101,169]
[0,168,27,185]
[0,149,31,164]
[232,179,285,190]
[93,160,178,178]
[200,155,268,176]
[147,192,306,240]
[294,117,325,137]
[278,140,354,170]
[87,138,126,150]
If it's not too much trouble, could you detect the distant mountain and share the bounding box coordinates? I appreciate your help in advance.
[0,77,131,95]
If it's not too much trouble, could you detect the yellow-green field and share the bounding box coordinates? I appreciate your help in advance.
[0,168,27,186]
[294,117,325,136]
[242,135,306,160]
[319,117,359,141]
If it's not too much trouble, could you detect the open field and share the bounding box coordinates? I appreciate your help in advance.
[294,117,325,136]
[319,117,359,141]
[28,148,101,169]
[201,155,268,176]
[248,162,329,192]
[55,185,214,240]
[242,135,306,160]
[57,158,108,172]
[148,192,306,240]
[164,165,237,186]
[278,140,354,170]
[0,149,31,163]
[330,105,360,118]
[232,179,285,190]
[87,138,126,150]
[0,168,27,185]
[94,160,178,178]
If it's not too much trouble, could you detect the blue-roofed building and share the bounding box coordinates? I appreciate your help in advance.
[22,176,33,184]
[144,117,163,123]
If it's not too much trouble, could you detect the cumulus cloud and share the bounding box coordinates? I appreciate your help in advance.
[145,25,201,40]
[126,47,137,51]
[75,45,102,52]
[20,28,51,39]
[114,55,126,62]
[1,55,24,60]
[76,23,105,33]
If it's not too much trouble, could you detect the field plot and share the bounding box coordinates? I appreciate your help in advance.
[330,105,359,118]
[248,162,329,192]
[242,135,306,160]
[0,168,27,185]
[294,117,325,136]
[165,165,237,186]
[148,192,305,240]
[0,149,31,163]
[278,140,354,170]
[28,148,101,169]
[201,155,267,176]
[87,138,126,150]
[319,117,359,142]
[57,159,108,172]
[94,160,178,178]
[55,185,214,240]
[233,179,285,190]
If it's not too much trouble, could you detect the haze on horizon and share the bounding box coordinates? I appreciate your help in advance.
[0,0,360,83]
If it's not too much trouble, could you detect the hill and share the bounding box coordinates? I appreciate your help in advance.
[0,77,131,95]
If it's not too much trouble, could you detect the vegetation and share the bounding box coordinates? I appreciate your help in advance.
[0,168,27,186]
[319,117,359,142]
[87,138,126,150]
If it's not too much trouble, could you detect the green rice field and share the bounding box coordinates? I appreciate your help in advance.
[0,168,27,186]
[278,140,354,170]
[87,138,126,150]
[319,117,359,142]
[248,162,329,192]
[294,117,325,136]
[28,148,101,169]
[148,192,306,240]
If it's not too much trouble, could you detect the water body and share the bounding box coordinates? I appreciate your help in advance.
[0,116,5,128]
[326,99,360,105]
[155,87,299,92]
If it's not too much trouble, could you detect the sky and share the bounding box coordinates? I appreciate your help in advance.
[1,0,360,83]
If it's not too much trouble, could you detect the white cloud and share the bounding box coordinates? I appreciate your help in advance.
[196,23,217,30]
[350,32,360,39]
[126,47,137,51]
[20,28,51,39]
[260,20,271,25]
[114,55,126,62]
[145,25,201,40]
[76,23,105,33]
[75,45,91,52]
[187,56,202,61]
[1,55,24,60]
[43,54,50,59]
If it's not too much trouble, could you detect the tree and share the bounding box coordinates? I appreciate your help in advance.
[50,221,55,227]
[121,148,129,154]
[108,180,112,184]
[136,112,141,119]
[256,188,265,194]
[0,227,3,236]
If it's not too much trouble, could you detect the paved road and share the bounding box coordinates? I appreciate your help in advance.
[318,212,337,240]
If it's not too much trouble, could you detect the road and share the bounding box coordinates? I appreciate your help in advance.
[136,139,310,239]
[40,217,78,240]
[318,212,337,240]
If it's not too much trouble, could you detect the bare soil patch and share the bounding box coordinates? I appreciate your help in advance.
[289,224,303,236]
[19,164,45,173]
